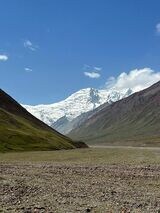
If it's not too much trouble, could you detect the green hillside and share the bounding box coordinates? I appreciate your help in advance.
[69,81,160,147]
[0,89,87,152]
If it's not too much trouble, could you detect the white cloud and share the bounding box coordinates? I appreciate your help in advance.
[105,68,160,92]
[84,71,101,79]
[156,23,160,34]
[24,40,38,51]
[94,66,102,71]
[25,67,33,72]
[0,54,8,61]
[83,65,102,79]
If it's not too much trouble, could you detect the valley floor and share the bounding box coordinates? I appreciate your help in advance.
[0,147,160,213]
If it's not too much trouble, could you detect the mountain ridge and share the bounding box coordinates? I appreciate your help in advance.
[68,81,160,147]
[23,87,133,133]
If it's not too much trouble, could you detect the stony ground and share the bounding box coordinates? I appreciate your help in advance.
[0,148,160,213]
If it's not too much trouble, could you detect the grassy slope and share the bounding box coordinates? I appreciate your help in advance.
[0,89,87,152]
[69,81,160,146]
[0,109,77,152]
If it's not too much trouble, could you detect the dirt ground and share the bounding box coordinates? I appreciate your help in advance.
[0,148,160,213]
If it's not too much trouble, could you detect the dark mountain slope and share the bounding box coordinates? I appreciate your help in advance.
[69,81,160,147]
[0,89,87,152]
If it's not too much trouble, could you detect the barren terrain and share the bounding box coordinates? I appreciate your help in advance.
[0,147,160,213]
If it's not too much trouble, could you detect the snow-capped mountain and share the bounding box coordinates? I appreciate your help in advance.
[23,87,133,132]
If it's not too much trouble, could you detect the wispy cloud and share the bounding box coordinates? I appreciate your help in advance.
[0,54,8,61]
[83,64,102,79]
[24,40,38,51]
[25,67,33,72]
[83,64,102,71]
[83,64,91,70]
[105,68,160,92]
[156,23,160,35]
[94,66,102,71]
[84,71,101,79]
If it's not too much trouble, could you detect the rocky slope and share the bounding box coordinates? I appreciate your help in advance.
[69,81,160,146]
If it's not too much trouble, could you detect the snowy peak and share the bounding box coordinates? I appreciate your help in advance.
[23,87,133,127]
[88,88,100,106]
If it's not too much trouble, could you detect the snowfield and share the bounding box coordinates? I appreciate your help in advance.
[23,87,133,128]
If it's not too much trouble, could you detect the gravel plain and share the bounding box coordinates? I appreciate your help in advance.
[0,148,160,213]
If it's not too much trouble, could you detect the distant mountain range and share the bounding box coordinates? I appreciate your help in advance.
[1,81,159,150]
[68,81,160,147]
[0,89,87,152]
[23,87,133,134]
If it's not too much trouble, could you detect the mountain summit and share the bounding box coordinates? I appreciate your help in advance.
[23,87,133,133]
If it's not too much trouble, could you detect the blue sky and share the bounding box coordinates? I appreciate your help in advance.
[1,0,160,104]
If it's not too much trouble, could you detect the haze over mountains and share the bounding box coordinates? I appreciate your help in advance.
[0,89,86,152]
[69,81,160,147]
